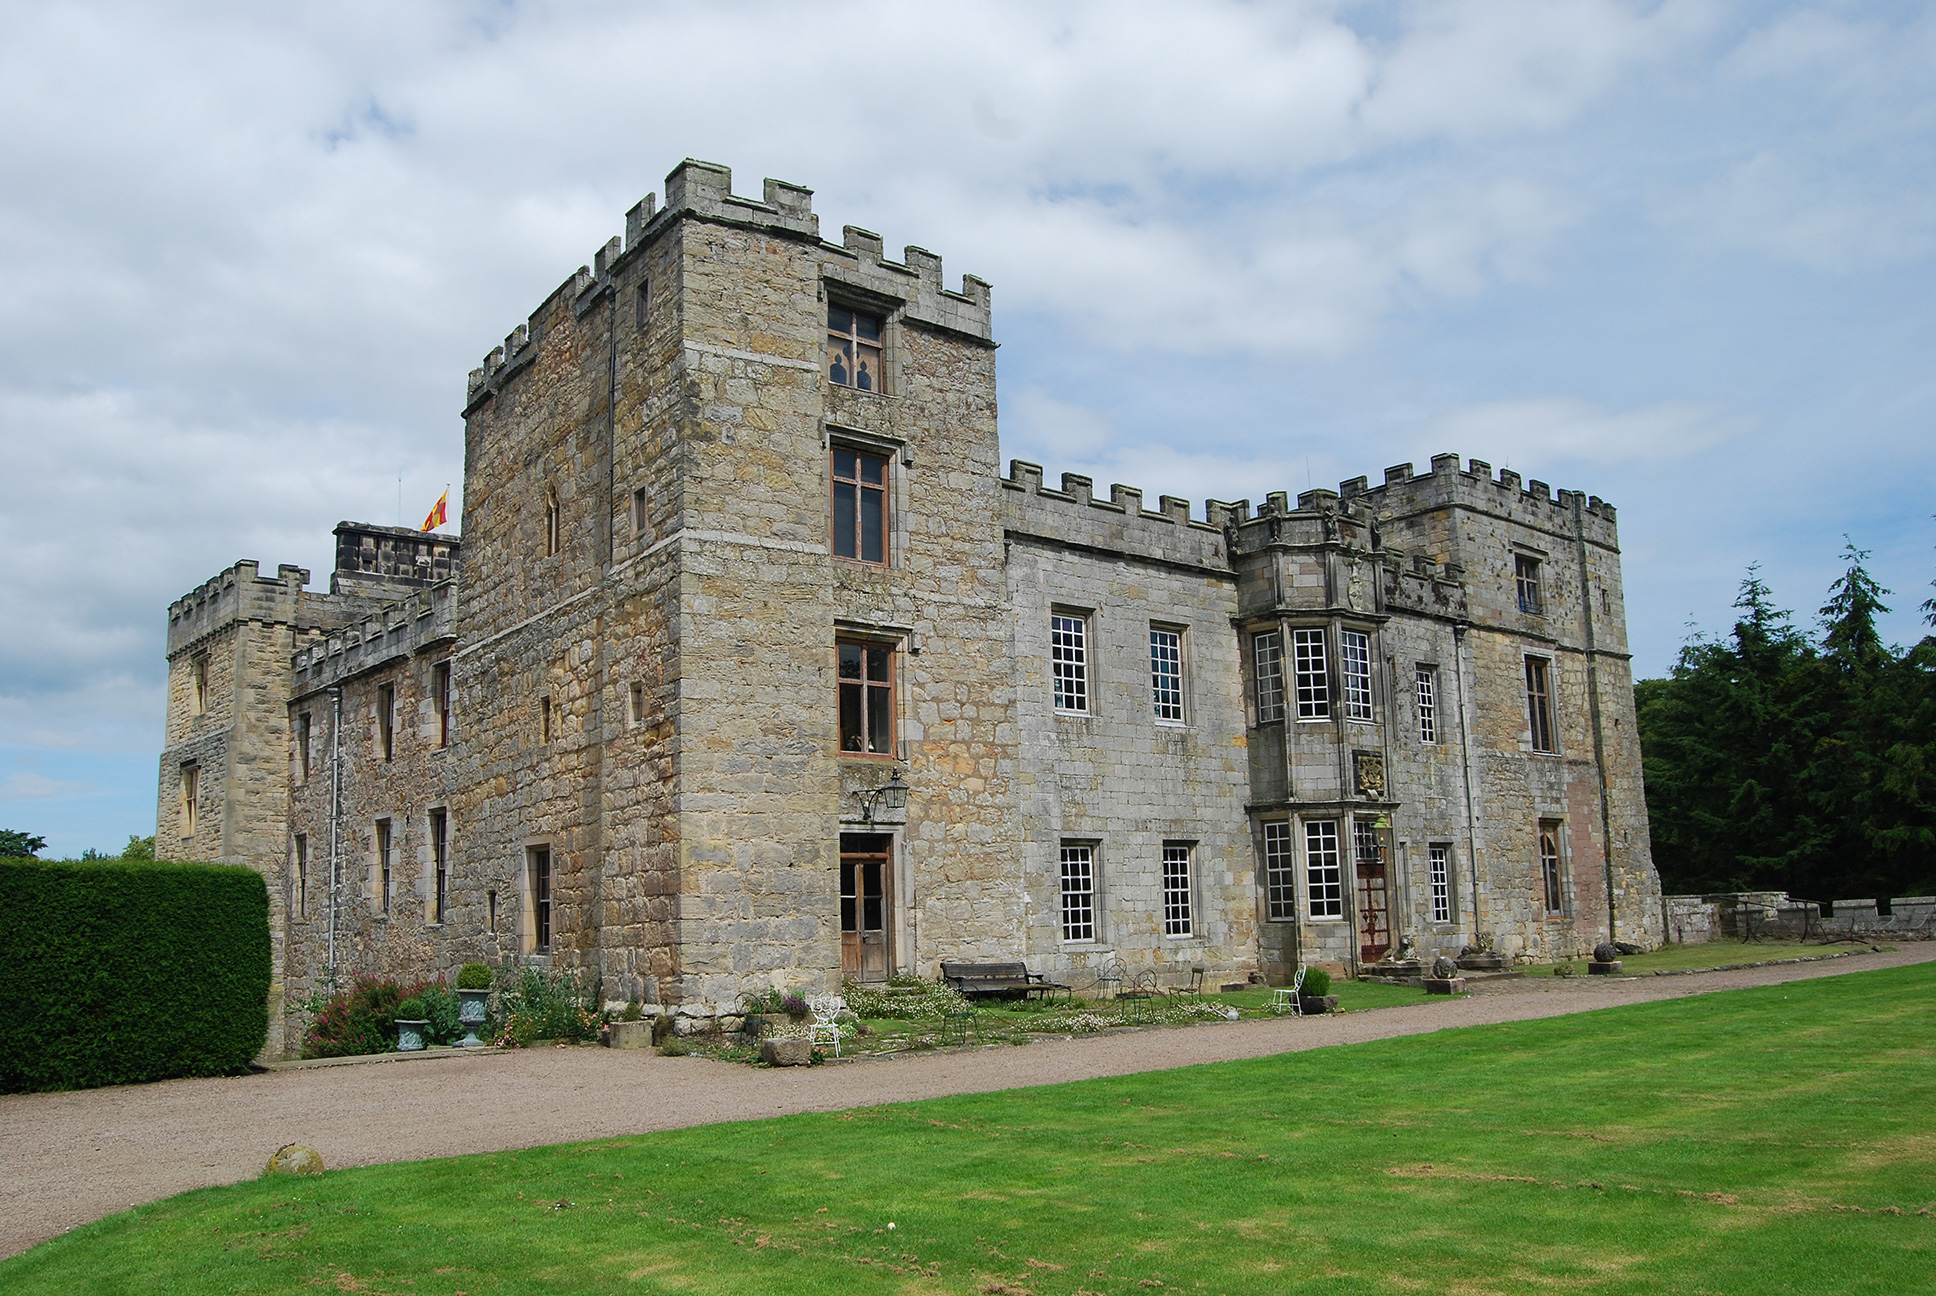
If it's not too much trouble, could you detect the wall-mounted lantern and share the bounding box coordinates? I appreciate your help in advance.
[857,768,910,824]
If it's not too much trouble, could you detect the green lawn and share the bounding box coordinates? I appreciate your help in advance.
[7,964,1933,1296]
[1520,938,1887,977]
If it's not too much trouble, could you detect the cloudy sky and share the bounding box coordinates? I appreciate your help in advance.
[3,0,1932,856]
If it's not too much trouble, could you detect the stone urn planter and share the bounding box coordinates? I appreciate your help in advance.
[395,1019,430,1052]
[455,988,490,1047]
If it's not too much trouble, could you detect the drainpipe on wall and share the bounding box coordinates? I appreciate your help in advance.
[1452,622,1482,946]
[328,685,342,977]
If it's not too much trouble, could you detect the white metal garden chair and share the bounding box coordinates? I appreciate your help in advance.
[807,993,846,1057]
[1269,966,1307,1016]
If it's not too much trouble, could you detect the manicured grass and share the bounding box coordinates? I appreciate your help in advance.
[1521,939,1887,977]
[8,964,1934,1296]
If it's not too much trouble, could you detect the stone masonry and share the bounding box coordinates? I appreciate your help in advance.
[157,159,1663,1052]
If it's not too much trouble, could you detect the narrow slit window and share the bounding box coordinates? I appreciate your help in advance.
[827,305,884,392]
[544,489,560,557]
[1293,628,1329,720]
[1263,821,1296,921]
[1150,628,1184,722]
[1059,844,1096,941]
[376,818,393,915]
[1525,657,1556,753]
[1415,667,1438,744]
[837,639,895,756]
[629,681,645,726]
[294,834,308,918]
[1305,819,1343,919]
[1253,631,1284,723]
[377,683,395,762]
[529,846,552,953]
[180,764,199,836]
[192,655,208,715]
[830,447,889,564]
[433,662,451,749]
[632,486,649,539]
[430,810,449,925]
[1162,845,1193,937]
[1340,630,1373,721]
[1051,613,1089,714]
[540,695,553,745]
[298,711,313,779]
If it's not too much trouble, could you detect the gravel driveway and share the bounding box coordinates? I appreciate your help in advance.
[4,943,1929,1260]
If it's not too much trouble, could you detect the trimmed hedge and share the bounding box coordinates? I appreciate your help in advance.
[0,857,271,1092]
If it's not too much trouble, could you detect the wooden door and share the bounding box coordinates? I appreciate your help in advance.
[1352,820,1391,963]
[840,835,892,981]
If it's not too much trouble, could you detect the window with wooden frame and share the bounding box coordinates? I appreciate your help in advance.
[433,662,451,749]
[1149,626,1185,723]
[1161,844,1194,937]
[1051,613,1089,714]
[1263,821,1296,921]
[1340,629,1373,721]
[1539,822,1565,917]
[180,764,199,836]
[827,305,885,392]
[377,683,395,762]
[1293,628,1330,720]
[1305,819,1343,919]
[830,446,889,564]
[430,809,449,925]
[1253,631,1285,723]
[527,845,552,954]
[376,818,393,915]
[1515,553,1543,614]
[837,639,894,756]
[1415,667,1438,744]
[1059,843,1096,941]
[1429,842,1452,923]
[1525,656,1556,753]
[294,833,308,918]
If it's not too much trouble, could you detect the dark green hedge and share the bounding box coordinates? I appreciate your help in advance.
[0,857,270,1092]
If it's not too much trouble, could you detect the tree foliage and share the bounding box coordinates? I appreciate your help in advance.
[0,829,47,858]
[1638,541,1936,900]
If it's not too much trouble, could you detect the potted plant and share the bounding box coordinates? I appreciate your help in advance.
[394,996,431,1052]
[1298,967,1339,1015]
[454,963,492,1048]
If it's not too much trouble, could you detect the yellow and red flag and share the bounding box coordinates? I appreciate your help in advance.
[421,489,449,532]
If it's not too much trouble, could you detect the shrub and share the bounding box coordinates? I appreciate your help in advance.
[455,962,493,990]
[302,977,410,1058]
[494,964,600,1046]
[780,992,809,1019]
[395,996,428,1021]
[0,857,270,1092]
[843,977,969,1021]
[1301,967,1332,997]
[417,983,460,1043]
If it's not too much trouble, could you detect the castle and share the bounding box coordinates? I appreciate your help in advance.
[157,160,1663,1053]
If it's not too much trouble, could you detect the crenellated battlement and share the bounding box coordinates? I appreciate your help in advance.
[166,560,313,657]
[290,578,457,696]
[467,158,995,406]
[1001,459,1229,573]
[1339,453,1620,549]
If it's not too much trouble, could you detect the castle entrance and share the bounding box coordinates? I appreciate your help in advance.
[1352,819,1392,963]
[839,834,893,982]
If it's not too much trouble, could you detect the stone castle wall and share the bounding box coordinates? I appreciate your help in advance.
[160,161,1666,1052]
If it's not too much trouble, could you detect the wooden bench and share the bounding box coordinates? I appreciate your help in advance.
[940,959,1070,1001]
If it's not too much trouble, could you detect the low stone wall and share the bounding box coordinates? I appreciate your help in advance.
[1663,892,1936,942]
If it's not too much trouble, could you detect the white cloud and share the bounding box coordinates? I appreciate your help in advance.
[1425,397,1744,470]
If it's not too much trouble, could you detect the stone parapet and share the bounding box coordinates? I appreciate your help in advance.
[1001,460,1229,574]
[291,580,457,696]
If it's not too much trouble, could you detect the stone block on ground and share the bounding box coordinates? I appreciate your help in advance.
[607,1020,653,1049]
[760,1038,813,1066]
[1423,977,1465,994]
[265,1144,324,1176]
[1587,960,1623,975]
